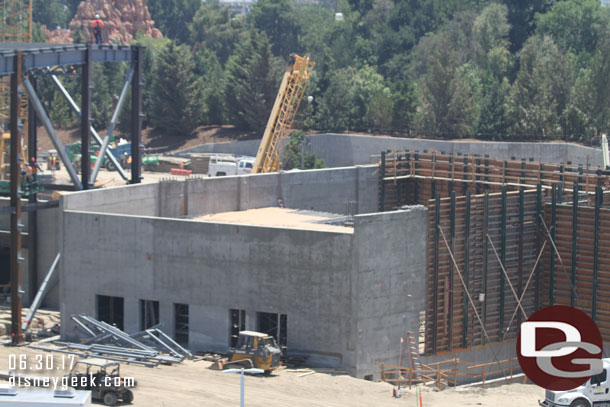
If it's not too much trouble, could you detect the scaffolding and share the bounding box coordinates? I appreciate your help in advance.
[0,0,32,179]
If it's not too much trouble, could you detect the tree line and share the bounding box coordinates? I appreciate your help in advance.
[33,0,610,145]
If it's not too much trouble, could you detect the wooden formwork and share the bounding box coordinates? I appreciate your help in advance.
[378,150,610,356]
[379,150,610,211]
[425,189,544,354]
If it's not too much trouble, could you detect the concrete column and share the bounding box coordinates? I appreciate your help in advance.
[238,177,249,211]
[123,297,139,334]
[159,301,174,337]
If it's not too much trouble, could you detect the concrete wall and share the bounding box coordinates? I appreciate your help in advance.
[352,206,427,378]
[151,165,378,218]
[60,210,356,369]
[176,134,603,168]
[59,205,429,377]
[62,183,159,216]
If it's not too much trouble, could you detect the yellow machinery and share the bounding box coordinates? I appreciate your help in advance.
[0,0,33,181]
[251,54,315,174]
[227,331,282,372]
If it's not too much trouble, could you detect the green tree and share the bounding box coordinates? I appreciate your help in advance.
[476,78,511,139]
[313,67,356,132]
[472,3,512,76]
[223,31,282,132]
[189,1,246,66]
[193,46,225,124]
[417,42,476,138]
[502,0,558,52]
[282,131,325,170]
[146,0,202,43]
[350,64,388,129]
[149,41,204,136]
[365,90,394,131]
[536,0,609,64]
[508,35,572,140]
[390,78,418,133]
[33,0,70,29]
[248,0,299,59]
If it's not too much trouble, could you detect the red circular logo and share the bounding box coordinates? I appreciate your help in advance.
[517,305,602,390]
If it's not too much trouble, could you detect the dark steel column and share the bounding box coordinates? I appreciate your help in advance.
[379,151,385,211]
[131,45,143,184]
[432,194,440,353]
[27,77,38,305]
[10,52,23,344]
[81,45,91,189]
[570,181,578,307]
[462,192,471,348]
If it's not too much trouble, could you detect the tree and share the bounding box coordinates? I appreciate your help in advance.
[536,0,610,66]
[189,0,246,66]
[33,0,70,29]
[416,40,476,138]
[248,0,299,59]
[282,131,325,170]
[472,3,511,76]
[193,46,225,124]
[502,0,558,52]
[149,41,204,136]
[390,78,418,133]
[508,35,572,140]
[365,90,394,131]
[476,78,511,139]
[223,31,282,132]
[313,67,356,132]
[350,64,388,129]
[146,0,202,43]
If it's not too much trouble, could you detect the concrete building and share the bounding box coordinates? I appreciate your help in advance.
[58,166,427,378]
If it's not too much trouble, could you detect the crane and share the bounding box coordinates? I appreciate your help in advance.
[251,54,314,174]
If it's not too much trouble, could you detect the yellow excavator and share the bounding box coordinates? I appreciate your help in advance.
[251,54,315,174]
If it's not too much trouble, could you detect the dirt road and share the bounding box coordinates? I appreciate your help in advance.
[0,345,543,406]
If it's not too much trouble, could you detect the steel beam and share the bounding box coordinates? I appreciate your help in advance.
[499,186,507,336]
[27,76,38,305]
[22,253,60,332]
[10,52,23,344]
[593,186,602,321]
[81,46,91,189]
[91,68,134,184]
[550,184,557,305]
[482,191,489,344]
[432,194,440,353]
[379,151,386,211]
[570,181,578,307]
[0,45,135,76]
[448,191,455,351]
[22,77,82,189]
[462,192,471,348]
[131,46,143,184]
[51,75,128,181]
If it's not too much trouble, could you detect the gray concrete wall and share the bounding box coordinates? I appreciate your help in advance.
[176,134,603,168]
[352,207,427,378]
[157,165,379,218]
[62,183,159,216]
[60,210,356,369]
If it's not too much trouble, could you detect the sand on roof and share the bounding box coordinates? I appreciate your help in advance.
[194,207,352,233]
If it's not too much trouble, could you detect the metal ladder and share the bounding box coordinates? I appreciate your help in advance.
[405,331,421,377]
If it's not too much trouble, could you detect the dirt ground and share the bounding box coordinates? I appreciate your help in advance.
[0,343,544,407]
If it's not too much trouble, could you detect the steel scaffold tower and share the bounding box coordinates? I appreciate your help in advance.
[0,0,32,180]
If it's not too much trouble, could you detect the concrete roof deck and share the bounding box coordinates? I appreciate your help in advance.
[194,207,353,233]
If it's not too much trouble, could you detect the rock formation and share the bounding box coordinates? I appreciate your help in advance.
[44,0,162,45]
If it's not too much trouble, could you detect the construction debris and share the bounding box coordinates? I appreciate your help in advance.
[29,315,192,367]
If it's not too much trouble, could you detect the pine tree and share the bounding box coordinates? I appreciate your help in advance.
[149,41,204,136]
[223,31,281,132]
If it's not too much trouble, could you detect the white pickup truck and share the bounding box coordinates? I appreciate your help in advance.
[208,155,255,177]
[540,359,610,407]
